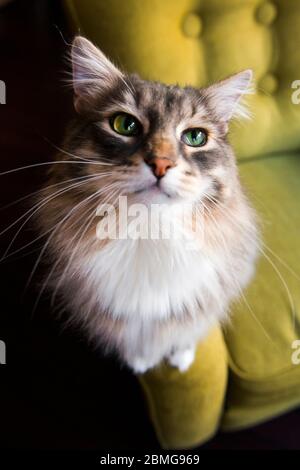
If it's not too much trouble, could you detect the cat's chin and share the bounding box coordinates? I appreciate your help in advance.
[131,186,197,208]
[134,187,195,206]
[127,176,195,205]
[133,182,173,202]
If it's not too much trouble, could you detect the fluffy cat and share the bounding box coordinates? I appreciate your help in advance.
[37,36,258,373]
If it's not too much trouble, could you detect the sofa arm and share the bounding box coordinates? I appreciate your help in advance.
[139,326,228,449]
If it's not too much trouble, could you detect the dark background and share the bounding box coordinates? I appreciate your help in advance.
[0,0,300,451]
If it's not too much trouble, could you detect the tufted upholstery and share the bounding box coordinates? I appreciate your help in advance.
[64,0,300,449]
[64,0,300,160]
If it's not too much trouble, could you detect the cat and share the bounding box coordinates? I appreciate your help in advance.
[37,36,259,374]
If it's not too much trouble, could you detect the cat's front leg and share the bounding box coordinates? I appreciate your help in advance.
[125,355,159,374]
[124,346,196,374]
[167,345,196,372]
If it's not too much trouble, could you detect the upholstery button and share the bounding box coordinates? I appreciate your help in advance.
[256,2,277,25]
[182,13,202,38]
[259,73,278,94]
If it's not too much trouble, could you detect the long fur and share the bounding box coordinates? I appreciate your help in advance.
[37,36,259,373]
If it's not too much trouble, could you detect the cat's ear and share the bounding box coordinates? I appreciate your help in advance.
[203,70,253,123]
[71,36,123,113]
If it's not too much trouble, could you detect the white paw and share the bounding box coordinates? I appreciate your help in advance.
[168,347,195,372]
[128,357,153,374]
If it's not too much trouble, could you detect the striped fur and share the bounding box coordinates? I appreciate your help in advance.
[37,37,258,373]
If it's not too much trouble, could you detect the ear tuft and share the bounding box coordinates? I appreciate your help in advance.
[71,36,123,113]
[204,70,254,122]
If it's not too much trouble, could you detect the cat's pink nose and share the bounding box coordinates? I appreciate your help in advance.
[144,157,175,179]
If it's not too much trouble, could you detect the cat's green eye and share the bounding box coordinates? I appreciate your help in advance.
[182,128,207,147]
[110,113,141,136]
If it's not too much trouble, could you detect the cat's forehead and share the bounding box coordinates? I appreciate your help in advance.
[110,75,208,126]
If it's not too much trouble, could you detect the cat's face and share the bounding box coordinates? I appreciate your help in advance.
[65,37,252,208]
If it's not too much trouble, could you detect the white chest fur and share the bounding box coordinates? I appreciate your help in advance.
[80,234,228,322]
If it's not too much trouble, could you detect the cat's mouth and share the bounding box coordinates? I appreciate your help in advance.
[134,180,171,198]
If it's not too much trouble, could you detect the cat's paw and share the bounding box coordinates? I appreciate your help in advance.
[168,347,195,372]
[128,357,154,374]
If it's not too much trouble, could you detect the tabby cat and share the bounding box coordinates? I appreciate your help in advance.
[37,37,258,373]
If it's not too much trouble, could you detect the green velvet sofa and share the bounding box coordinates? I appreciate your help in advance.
[64,0,300,449]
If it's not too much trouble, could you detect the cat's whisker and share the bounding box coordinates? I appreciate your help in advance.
[33,210,97,315]
[260,242,300,282]
[51,143,115,166]
[0,160,115,178]
[0,176,106,258]
[0,173,115,260]
[26,181,121,297]
[258,248,296,331]
[200,197,276,345]
[50,187,122,306]
[0,172,113,212]
[49,212,98,307]
[204,193,296,332]
[41,135,94,163]
[31,184,121,314]
[0,177,97,240]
